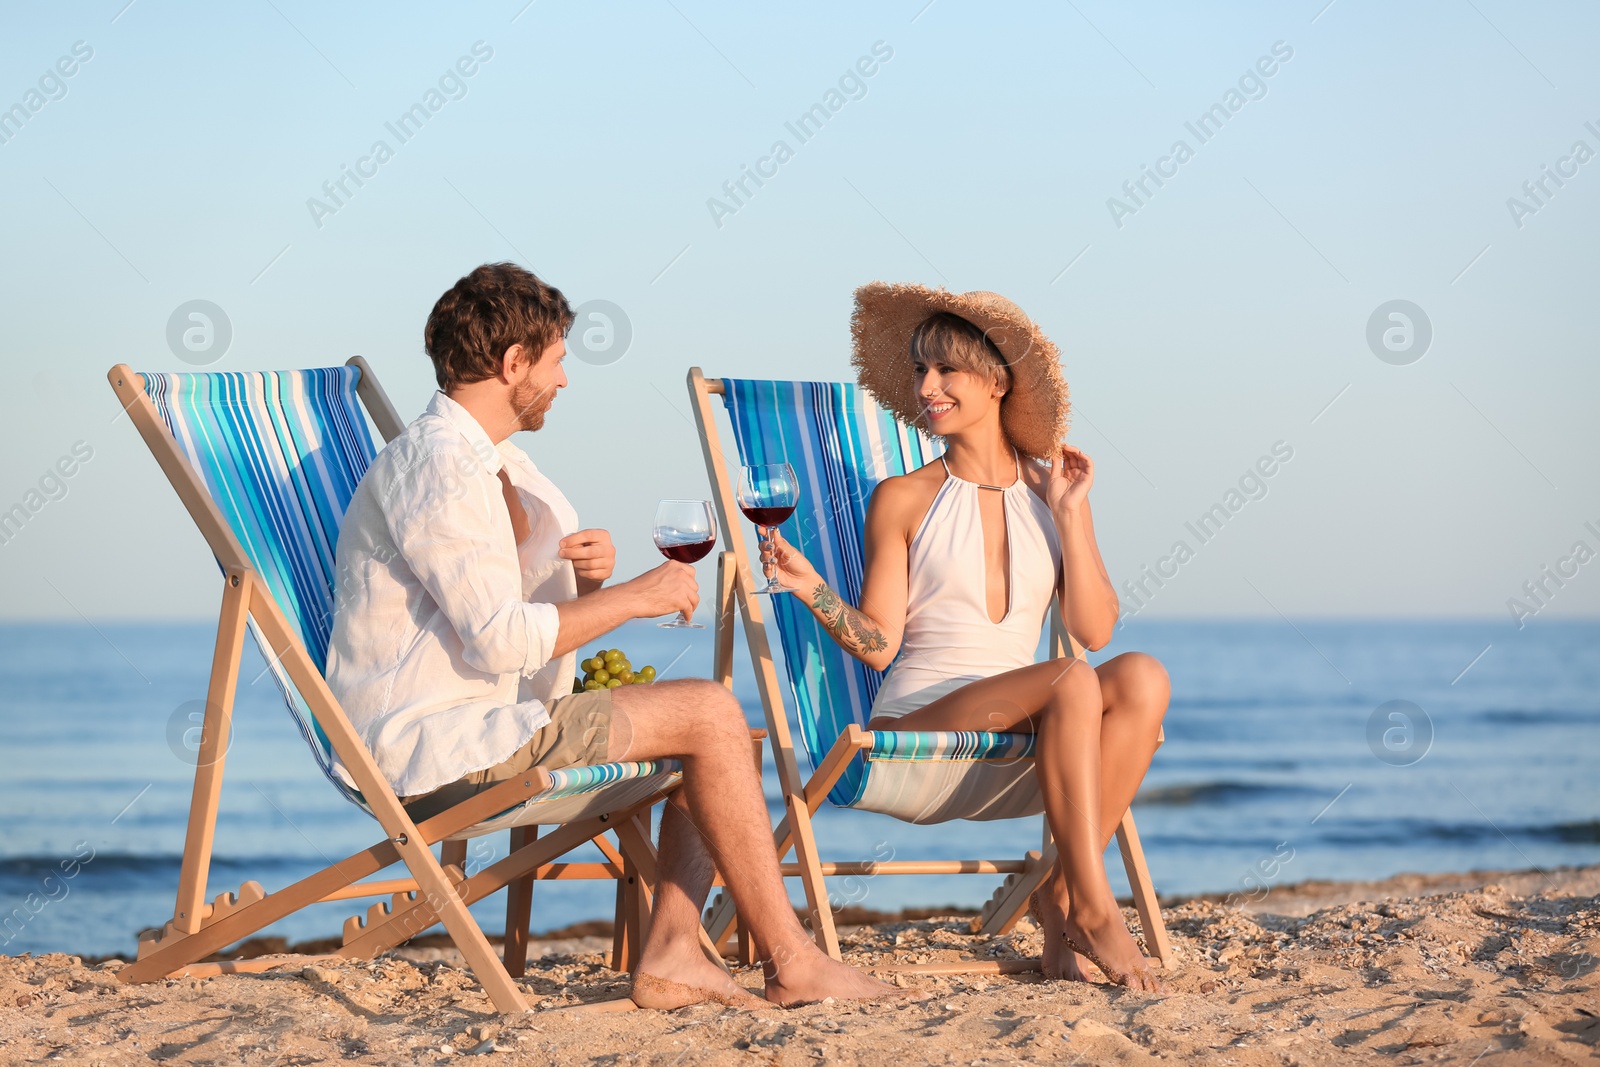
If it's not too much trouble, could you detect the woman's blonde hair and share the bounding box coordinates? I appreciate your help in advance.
[908,312,1011,395]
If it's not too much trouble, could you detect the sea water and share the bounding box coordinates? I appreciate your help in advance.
[1,617,1595,957]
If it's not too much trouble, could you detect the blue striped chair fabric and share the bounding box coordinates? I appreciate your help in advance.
[141,367,677,823]
[720,379,1045,822]
[868,731,1037,762]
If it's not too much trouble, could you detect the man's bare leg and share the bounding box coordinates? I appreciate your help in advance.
[626,793,761,1007]
[608,679,897,1005]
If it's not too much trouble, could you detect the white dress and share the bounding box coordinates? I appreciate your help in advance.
[869,454,1063,722]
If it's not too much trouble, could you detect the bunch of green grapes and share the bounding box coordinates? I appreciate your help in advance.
[574,648,657,692]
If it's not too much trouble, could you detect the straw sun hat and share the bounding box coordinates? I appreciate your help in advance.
[849,282,1069,461]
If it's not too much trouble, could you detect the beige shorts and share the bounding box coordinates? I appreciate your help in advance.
[400,688,614,823]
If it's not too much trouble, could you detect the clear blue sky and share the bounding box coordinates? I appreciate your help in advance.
[1,0,1596,622]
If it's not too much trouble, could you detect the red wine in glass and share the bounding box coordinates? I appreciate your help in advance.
[736,463,800,594]
[652,499,716,628]
[739,504,796,528]
[658,538,716,564]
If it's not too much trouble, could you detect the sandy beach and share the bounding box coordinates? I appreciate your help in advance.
[3,0,1597,1063]
[3,863,1596,1065]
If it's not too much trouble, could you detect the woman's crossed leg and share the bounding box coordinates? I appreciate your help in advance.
[867,651,1170,990]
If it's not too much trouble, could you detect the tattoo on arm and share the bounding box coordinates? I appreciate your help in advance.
[810,582,888,656]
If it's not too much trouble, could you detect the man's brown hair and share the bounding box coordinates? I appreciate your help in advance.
[908,312,1011,394]
[424,263,574,391]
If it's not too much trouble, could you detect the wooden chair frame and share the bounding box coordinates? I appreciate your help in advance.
[686,368,1173,971]
[107,357,678,1013]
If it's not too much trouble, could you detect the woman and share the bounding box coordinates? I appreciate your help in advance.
[760,284,1170,991]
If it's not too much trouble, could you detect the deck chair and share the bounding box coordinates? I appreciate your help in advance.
[107,358,684,1013]
[686,369,1172,972]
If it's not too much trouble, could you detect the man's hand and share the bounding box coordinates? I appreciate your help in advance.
[560,529,616,594]
[622,561,699,619]
[552,559,702,655]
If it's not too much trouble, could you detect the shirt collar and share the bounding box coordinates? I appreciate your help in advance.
[426,391,504,476]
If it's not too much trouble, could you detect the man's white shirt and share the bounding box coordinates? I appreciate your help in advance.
[326,390,579,797]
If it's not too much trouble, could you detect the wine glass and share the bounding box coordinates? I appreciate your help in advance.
[737,463,799,595]
[652,499,716,628]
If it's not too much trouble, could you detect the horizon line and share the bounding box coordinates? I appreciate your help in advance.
[2,613,1598,625]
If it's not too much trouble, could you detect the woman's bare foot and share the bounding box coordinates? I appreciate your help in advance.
[762,943,910,1007]
[1061,899,1165,993]
[1028,883,1086,981]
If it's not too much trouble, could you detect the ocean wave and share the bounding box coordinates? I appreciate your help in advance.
[1315,818,1600,848]
[1479,708,1598,725]
[1534,820,1600,844]
[1169,694,1370,711]
[0,853,335,879]
[1134,781,1319,807]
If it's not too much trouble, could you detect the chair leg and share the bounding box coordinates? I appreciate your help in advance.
[410,848,528,1012]
[341,807,652,962]
[503,825,537,978]
[976,846,1053,936]
[1115,808,1172,967]
[610,810,653,973]
[127,780,559,985]
[440,839,468,871]
[703,726,871,955]
[173,570,251,934]
[787,801,840,958]
[610,835,628,971]
[733,915,754,966]
[979,813,1054,935]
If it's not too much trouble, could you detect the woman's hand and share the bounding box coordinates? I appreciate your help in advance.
[759,528,822,594]
[1047,444,1094,518]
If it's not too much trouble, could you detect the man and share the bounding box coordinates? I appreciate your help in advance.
[326,262,892,1008]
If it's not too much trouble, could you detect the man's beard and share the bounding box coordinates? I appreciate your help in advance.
[510,374,556,432]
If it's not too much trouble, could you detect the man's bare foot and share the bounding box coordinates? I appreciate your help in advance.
[630,972,768,1010]
[1028,885,1087,981]
[633,942,765,1010]
[1061,901,1165,993]
[762,943,908,1007]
